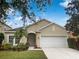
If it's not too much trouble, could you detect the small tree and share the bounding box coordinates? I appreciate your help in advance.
[0,33,4,48]
[14,28,27,44]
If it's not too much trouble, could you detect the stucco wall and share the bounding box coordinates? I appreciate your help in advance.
[4,31,27,44]
[27,20,51,33]
[40,24,67,37]
[36,32,41,48]
[0,23,4,32]
[4,31,15,43]
[0,22,12,44]
[0,22,11,32]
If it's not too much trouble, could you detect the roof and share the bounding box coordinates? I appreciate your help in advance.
[9,19,51,31]
[36,23,66,32]
[26,19,51,28]
[8,19,66,32]
[9,27,23,31]
[0,21,12,29]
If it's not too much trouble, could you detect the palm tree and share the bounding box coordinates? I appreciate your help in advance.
[14,28,27,44]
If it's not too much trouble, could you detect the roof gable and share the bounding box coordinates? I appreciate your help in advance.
[0,21,12,29]
[37,23,66,32]
[39,23,67,36]
[27,19,52,32]
[27,19,51,28]
[10,19,51,31]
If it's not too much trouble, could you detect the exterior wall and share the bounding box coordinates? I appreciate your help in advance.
[40,24,67,37]
[4,31,27,45]
[0,22,11,33]
[0,23,5,32]
[36,32,41,48]
[4,31,15,44]
[0,22,12,44]
[27,20,51,33]
[4,25,11,31]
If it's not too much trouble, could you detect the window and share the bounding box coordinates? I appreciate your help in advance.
[9,36,19,45]
[9,36,14,44]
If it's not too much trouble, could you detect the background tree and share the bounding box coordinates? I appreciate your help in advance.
[0,33,4,48]
[0,0,51,23]
[65,0,79,35]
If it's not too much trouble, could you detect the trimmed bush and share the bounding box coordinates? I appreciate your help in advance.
[67,38,74,48]
[67,38,77,49]
[67,38,79,50]
[25,42,29,49]
[12,43,29,51]
[0,43,29,51]
[76,39,79,50]
[0,33,4,48]
[2,43,12,50]
[73,39,77,49]
[17,43,26,51]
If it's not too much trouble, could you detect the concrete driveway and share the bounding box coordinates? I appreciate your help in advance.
[42,48,79,59]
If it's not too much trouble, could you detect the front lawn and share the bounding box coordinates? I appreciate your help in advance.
[0,50,47,59]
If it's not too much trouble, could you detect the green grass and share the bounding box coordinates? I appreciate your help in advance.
[0,50,47,59]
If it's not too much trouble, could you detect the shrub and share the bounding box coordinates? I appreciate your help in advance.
[3,43,12,50]
[0,43,29,51]
[25,42,29,49]
[67,38,79,50]
[73,39,77,49]
[67,38,77,49]
[12,43,29,51]
[11,46,18,51]
[67,38,74,48]
[0,33,4,48]
[17,43,26,51]
[76,38,79,50]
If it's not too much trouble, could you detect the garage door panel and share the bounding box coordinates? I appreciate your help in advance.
[40,37,68,48]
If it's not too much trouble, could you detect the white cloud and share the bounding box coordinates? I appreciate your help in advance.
[14,16,22,21]
[6,16,23,29]
[60,0,72,8]
[6,16,44,29]
[6,16,37,29]
[6,8,15,16]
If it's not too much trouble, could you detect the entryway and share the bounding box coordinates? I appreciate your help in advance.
[27,33,36,47]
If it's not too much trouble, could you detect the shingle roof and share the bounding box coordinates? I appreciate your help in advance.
[9,19,51,31]
[36,23,66,32]
[0,21,12,29]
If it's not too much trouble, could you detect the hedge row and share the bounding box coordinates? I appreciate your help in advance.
[0,43,29,51]
[67,38,79,50]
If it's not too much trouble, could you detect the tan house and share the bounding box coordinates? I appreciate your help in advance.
[0,19,68,48]
[0,21,12,44]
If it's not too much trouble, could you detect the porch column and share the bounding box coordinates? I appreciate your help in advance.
[13,38,15,46]
[36,32,41,48]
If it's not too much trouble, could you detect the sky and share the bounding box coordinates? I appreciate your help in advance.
[6,0,71,29]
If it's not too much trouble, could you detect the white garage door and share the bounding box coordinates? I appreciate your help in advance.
[40,36,68,48]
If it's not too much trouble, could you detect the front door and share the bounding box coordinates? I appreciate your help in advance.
[27,33,36,46]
